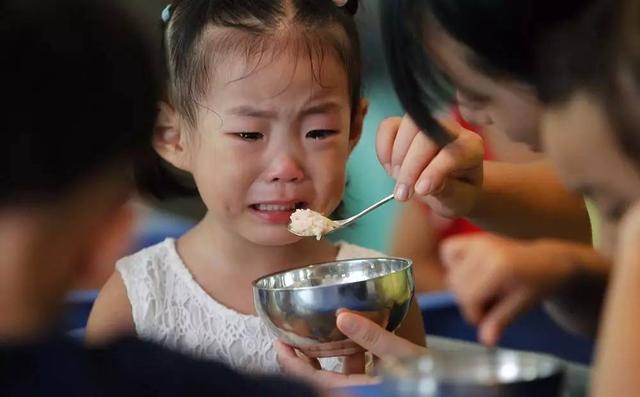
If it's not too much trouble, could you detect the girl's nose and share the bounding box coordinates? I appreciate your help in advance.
[266,153,305,183]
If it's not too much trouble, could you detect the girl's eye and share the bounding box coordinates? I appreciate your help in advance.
[461,97,489,109]
[458,91,490,107]
[306,130,337,140]
[235,132,263,141]
[605,200,629,221]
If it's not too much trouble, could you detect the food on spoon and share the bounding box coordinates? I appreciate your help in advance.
[288,209,337,240]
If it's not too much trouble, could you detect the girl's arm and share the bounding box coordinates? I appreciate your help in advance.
[85,272,136,345]
[391,199,445,292]
[469,160,591,243]
[393,297,427,347]
[591,204,640,396]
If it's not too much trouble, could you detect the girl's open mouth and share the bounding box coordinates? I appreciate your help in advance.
[249,202,309,224]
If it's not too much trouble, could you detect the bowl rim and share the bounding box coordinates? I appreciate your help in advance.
[251,256,413,291]
[381,350,566,385]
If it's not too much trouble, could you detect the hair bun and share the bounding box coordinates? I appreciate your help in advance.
[341,0,358,16]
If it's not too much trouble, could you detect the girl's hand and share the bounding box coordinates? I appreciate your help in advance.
[441,234,587,346]
[275,312,426,388]
[275,341,377,388]
[294,309,397,358]
[376,114,484,218]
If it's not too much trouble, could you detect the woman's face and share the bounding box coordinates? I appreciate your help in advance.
[423,21,543,149]
[542,92,640,255]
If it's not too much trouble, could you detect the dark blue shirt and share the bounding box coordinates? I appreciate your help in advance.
[0,335,316,397]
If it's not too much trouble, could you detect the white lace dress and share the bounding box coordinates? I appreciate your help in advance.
[117,238,385,374]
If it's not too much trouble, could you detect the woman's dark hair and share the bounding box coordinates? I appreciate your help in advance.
[381,0,594,146]
[537,0,640,161]
[137,0,362,200]
[1,0,159,205]
[536,1,617,106]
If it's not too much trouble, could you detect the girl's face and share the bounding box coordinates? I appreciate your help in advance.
[424,22,543,149]
[542,93,640,255]
[159,49,365,246]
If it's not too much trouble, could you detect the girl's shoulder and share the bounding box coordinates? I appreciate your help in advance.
[335,241,386,260]
[116,238,181,278]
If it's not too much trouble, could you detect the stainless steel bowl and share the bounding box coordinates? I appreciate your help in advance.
[253,257,414,357]
[382,350,566,397]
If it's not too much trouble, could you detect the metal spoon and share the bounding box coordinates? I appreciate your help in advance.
[288,194,395,238]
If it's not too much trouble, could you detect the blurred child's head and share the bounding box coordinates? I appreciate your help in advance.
[141,0,366,246]
[537,0,640,254]
[382,0,593,148]
[0,0,158,336]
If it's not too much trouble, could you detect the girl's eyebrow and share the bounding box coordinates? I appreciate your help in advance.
[226,101,343,119]
[227,106,277,119]
[300,101,342,117]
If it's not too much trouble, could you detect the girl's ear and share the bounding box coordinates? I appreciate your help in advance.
[348,99,368,153]
[153,101,192,172]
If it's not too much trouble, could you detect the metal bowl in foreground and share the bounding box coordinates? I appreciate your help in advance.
[382,349,566,397]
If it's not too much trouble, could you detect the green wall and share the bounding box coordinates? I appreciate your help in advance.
[331,83,404,253]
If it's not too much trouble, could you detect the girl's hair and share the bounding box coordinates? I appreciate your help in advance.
[537,0,640,160]
[536,0,617,106]
[381,0,595,146]
[2,0,158,205]
[136,0,362,200]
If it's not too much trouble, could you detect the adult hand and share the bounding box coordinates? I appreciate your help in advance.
[275,312,427,388]
[442,234,591,345]
[376,114,484,218]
